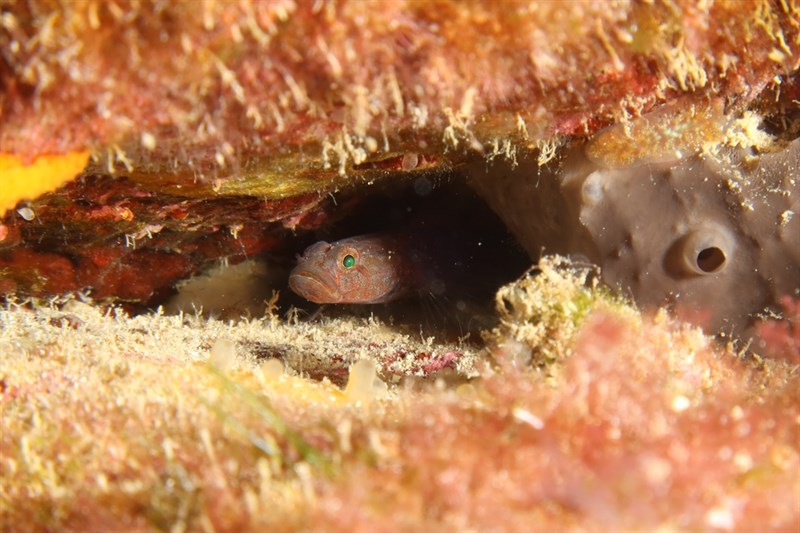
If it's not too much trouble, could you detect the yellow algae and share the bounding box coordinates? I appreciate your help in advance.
[266,373,345,406]
[585,100,728,169]
[0,151,89,215]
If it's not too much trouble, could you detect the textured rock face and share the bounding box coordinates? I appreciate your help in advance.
[1,0,798,309]
[4,0,797,165]
[470,114,800,333]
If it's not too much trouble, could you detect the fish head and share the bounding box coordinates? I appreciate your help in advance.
[289,236,408,304]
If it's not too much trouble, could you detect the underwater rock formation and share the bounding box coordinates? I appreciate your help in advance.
[470,105,800,333]
[0,0,798,323]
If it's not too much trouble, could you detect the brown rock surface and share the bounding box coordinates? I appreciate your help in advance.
[1,0,799,302]
[470,116,800,334]
[2,4,799,530]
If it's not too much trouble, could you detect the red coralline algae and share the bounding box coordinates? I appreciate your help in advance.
[302,312,800,531]
[2,1,796,169]
[0,174,319,302]
[1,1,798,303]
[757,297,800,365]
[1,282,797,530]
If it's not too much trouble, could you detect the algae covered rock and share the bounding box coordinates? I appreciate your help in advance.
[0,0,798,322]
[471,104,800,334]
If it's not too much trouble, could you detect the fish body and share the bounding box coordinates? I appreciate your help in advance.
[289,184,530,308]
[289,234,423,304]
[290,229,525,306]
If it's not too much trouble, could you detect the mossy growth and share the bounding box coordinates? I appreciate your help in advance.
[484,255,638,368]
[1,271,799,530]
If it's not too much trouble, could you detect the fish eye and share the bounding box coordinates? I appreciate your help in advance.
[342,254,356,269]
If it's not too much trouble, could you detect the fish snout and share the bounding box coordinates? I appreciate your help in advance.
[288,267,340,303]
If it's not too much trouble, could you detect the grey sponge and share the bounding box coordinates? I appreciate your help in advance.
[471,119,799,334]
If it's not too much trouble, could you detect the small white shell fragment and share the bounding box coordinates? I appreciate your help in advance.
[671,395,691,412]
[704,503,736,530]
[344,359,387,405]
[141,131,157,151]
[512,407,545,429]
[16,206,35,221]
[209,338,237,371]
[259,358,285,380]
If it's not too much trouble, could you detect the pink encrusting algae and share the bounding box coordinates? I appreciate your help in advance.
[757,297,800,365]
[1,278,798,530]
[301,312,800,531]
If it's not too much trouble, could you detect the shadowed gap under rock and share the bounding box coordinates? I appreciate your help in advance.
[165,173,532,343]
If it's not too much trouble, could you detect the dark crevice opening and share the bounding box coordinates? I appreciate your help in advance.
[164,172,531,341]
[278,173,532,340]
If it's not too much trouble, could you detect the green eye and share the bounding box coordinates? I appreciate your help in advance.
[342,254,356,268]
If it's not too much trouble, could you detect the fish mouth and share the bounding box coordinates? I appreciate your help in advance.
[288,268,341,304]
